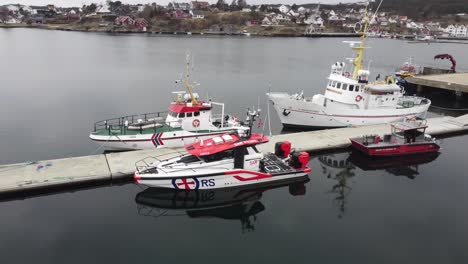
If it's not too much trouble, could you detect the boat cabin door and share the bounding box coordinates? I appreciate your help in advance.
[234,147,245,169]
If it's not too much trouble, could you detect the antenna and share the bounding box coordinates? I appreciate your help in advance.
[183,52,198,105]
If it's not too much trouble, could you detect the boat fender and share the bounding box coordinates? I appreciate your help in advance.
[275,141,291,158]
[355,95,363,102]
[283,109,291,116]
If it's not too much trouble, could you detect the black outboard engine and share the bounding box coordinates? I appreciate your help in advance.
[275,141,291,158]
[289,152,310,169]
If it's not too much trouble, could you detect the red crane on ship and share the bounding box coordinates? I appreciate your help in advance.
[434,54,456,73]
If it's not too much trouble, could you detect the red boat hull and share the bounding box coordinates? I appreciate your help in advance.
[350,140,440,156]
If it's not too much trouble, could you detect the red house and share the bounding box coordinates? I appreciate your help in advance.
[172,9,192,19]
[115,16,135,26]
[135,18,149,31]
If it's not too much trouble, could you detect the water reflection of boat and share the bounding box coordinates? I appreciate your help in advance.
[318,149,440,217]
[318,153,355,219]
[349,151,440,179]
[135,176,309,232]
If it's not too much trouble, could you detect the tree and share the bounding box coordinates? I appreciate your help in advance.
[108,1,122,13]
[230,0,239,11]
[216,0,227,10]
[82,3,97,15]
[237,0,247,9]
[0,8,9,23]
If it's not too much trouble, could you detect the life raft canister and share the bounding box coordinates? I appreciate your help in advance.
[290,152,310,169]
[275,141,291,158]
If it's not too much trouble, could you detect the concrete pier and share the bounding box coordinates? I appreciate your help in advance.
[1,115,468,196]
[407,73,468,93]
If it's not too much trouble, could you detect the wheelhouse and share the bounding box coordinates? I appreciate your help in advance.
[391,121,428,143]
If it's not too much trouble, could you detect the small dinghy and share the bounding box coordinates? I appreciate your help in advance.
[134,110,311,190]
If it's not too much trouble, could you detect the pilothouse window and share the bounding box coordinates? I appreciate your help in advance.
[187,112,192,117]
[336,82,342,89]
[342,84,348,90]
[349,85,354,92]
[194,112,200,116]
[179,113,185,118]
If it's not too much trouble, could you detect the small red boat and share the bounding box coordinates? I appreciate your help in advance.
[350,119,440,156]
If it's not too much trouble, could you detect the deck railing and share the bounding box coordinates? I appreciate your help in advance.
[93,111,169,133]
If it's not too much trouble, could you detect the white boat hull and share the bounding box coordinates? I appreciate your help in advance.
[89,129,237,150]
[135,169,310,190]
[268,93,431,128]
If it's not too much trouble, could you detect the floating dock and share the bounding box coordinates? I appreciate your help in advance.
[406,73,468,93]
[1,115,468,196]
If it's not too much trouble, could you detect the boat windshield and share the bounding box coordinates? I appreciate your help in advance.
[178,155,202,164]
[200,148,248,163]
[392,127,425,142]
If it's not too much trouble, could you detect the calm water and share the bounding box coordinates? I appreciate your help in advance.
[1,29,468,263]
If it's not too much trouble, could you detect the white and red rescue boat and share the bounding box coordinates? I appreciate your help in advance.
[134,131,311,190]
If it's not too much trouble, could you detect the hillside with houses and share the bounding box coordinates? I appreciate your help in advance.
[0,1,467,38]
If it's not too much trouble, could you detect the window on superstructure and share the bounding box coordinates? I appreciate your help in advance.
[349,85,354,92]
[187,112,193,117]
[194,112,200,116]
[342,84,348,90]
[179,113,185,118]
[332,81,337,87]
[337,82,342,89]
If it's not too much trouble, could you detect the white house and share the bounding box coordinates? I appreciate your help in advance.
[262,16,279,26]
[445,24,457,36]
[298,6,307,15]
[276,14,291,23]
[279,5,290,14]
[406,21,420,29]
[288,9,299,17]
[96,4,111,14]
[190,10,204,19]
[455,25,467,37]
[6,5,20,12]
[304,15,323,27]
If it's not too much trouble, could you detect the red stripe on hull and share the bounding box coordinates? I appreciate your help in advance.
[91,132,228,143]
[285,108,421,119]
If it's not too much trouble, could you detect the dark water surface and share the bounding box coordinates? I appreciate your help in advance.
[1,29,468,263]
[1,136,467,263]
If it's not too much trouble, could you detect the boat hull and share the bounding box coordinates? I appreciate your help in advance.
[268,93,431,129]
[350,139,440,156]
[135,169,311,190]
[89,129,236,150]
